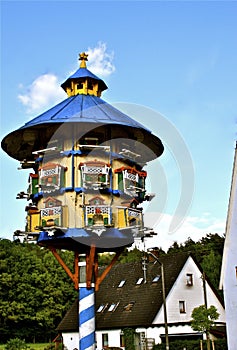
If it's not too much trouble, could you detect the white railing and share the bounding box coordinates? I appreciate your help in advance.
[85,205,111,226]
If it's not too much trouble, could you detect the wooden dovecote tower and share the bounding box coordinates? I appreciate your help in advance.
[2,53,164,253]
[1,53,164,350]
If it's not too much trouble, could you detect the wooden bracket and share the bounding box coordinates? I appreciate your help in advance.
[49,246,124,292]
[49,247,79,290]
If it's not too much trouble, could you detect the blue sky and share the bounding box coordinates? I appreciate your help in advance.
[1,1,237,250]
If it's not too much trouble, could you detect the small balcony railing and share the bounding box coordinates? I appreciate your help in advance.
[85,205,112,227]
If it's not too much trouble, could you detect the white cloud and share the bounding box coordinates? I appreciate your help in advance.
[17,42,115,114]
[141,212,225,251]
[87,41,115,77]
[18,73,66,114]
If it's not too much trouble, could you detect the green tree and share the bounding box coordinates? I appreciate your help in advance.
[123,328,135,350]
[201,250,222,291]
[118,248,143,263]
[191,305,219,350]
[0,239,77,342]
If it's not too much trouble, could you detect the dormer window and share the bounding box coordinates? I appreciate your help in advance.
[60,52,107,97]
[108,302,119,312]
[136,277,143,285]
[186,273,193,286]
[97,304,107,313]
[152,275,161,283]
[77,82,83,89]
[124,301,135,312]
[118,280,126,288]
[88,81,93,90]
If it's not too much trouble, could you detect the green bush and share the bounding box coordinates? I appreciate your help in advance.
[5,338,28,350]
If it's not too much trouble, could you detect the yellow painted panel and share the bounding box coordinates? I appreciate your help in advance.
[30,213,40,232]
[64,156,72,188]
[62,206,68,227]
[118,208,126,228]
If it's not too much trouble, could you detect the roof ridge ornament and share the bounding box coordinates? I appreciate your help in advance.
[79,52,88,68]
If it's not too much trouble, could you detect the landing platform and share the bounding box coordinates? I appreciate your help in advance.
[37,227,134,252]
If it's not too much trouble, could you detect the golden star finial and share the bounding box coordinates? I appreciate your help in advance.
[79,52,88,68]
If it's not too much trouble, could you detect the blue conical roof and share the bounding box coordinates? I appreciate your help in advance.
[61,67,108,92]
[1,57,164,162]
[21,94,149,130]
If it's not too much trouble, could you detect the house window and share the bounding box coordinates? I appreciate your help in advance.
[124,301,135,312]
[118,280,126,288]
[97,304,107,313]
[186,273,193,286]
[102,334,108,347]
[152,275,161,283]
[108,302,119,312]
[136,277,143,285]
[179,300,186,313]
[120,333,125,347]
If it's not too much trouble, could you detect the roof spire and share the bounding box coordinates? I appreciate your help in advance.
[79,52,88,68]
[61,53,108,97]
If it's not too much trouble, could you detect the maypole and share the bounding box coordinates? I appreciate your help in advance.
[79,286,95,350]
[78,253,95,350]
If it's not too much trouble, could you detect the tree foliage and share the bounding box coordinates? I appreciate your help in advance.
[123,328,135,350]
[0,239,77,343]
[191,305,220,333]
[0,232,224,343]
[101,233,224,293]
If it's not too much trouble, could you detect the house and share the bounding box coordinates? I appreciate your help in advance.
[219,142,237,350]
[57,253,225,350]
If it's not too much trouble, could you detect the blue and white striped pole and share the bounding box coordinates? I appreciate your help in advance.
[79,256,96,350]
[79,287,95,350]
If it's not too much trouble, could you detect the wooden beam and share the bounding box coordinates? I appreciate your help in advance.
[86,245,96,289]
[49,245,124,292]
[49,247,79,290]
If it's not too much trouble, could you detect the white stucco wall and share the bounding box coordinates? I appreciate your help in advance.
[222,165,237,348]
[62,330,123,350]
[96,330,122,350]
[220,145,237,350]
[145,324,197,344]
[62,332,79,350]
